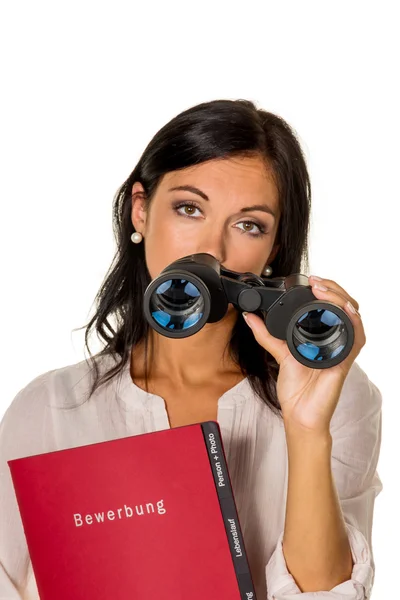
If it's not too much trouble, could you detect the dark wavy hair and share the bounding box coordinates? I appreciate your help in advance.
[78,99,311,418]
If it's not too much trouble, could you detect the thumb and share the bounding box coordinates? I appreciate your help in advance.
[242,311,290,366]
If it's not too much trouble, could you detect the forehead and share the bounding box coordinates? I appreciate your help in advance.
[159,155,279,210]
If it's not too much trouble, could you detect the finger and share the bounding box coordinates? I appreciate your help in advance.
[308,276,359,311]
[242,312,290,366]
[340,301,367,367]
[310,282,361,317]
[311,281,360,316]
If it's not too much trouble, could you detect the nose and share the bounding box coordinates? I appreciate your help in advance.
[196,225,227,265]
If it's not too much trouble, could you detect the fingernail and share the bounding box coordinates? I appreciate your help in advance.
[242,311,251,325]
[346,301,358,315]
[310,275,323,281]
[313,282,328,291]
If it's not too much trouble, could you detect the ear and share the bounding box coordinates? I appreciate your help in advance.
[131,182,148,235]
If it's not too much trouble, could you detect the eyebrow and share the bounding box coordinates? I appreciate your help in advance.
[168,185,277,219]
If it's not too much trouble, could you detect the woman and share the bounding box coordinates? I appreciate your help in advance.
[0,99,382,599]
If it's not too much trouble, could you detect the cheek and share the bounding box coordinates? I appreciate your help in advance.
[143,215,196,279]
[224,244,273,277]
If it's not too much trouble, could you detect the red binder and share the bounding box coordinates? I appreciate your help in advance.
[8,421,257,599]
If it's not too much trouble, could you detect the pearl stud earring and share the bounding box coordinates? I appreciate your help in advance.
[263,265,273,276]
[131,232,143,244]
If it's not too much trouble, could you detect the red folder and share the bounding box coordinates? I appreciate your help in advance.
[8,421,257,599]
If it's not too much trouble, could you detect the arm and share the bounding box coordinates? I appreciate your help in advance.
[282,428,353,592]
[0,406,29,598]
[265,362,383,599]
[0,375,50,599]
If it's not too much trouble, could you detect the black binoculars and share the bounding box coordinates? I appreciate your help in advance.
[143,253,354,369]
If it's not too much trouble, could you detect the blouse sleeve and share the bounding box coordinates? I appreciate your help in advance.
[265,361,383,600]
[0,374,52,599]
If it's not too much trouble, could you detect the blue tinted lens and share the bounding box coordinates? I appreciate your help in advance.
[182,312,204,329]
[320,311,342,327]
[152,310,172,327]
[184,282,200,297]
[150,277,205,332]
[296,342,320,360]
[293,308,347,363]
[156,280,173,294]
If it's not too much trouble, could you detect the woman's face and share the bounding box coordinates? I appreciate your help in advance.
[131,155,281,281]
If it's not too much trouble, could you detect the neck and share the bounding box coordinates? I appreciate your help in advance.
[131,307,243,387]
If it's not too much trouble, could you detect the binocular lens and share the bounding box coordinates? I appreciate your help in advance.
[150,278,205,331]
[293,308,348,362]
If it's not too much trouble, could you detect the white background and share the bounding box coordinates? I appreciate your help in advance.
[0,1,398,597]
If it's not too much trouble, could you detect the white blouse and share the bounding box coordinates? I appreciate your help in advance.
[0,351,383,600]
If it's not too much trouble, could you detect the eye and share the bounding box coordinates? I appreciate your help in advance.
[172,201,267,238]
[173,201,202,218]
[236,221,266,237]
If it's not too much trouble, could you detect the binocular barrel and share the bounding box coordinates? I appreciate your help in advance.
[143,253,354,369]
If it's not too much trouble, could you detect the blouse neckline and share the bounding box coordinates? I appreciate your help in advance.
[107,349,251,410]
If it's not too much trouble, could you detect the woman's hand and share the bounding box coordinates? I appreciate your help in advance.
[242,276,366,436]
